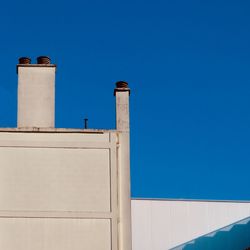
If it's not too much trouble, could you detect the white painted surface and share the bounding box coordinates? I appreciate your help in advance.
[0,218,111,250]
[0,147,110,212]
[0,131,119,250]
[131,199,250,250]
[0,131,109,142]
[115,89,132,250]
[18,66,55,128]
[115,89,130,132]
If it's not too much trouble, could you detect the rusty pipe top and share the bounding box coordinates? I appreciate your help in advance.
[114,81,130,96]
[116,81,129,88]
[37,56,51,64]
[18,57,31,64]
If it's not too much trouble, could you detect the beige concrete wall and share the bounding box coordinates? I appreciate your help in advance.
[115,90,132,250]
[0,147,110,212]
[18,66,55,128]
[0,131,118,250]
[0,218,111,250]
[131,199,250,250]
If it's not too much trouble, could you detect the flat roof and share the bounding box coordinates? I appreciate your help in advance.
[0,127,116,133]
[131,197,250,203]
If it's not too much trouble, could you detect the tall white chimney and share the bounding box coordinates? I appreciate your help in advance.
[114,81,132,250]
[17,56,56,128]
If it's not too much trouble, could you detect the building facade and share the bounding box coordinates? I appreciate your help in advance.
[1,57,250,250]
[0,57,131,250]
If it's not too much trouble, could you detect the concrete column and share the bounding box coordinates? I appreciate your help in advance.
[17,56,56,128]
[114,81,132,250]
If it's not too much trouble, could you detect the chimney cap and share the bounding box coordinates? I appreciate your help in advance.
[18,57,31,64]
[37,56,51,64]
[116,81,129,88]
[114,81,130,96]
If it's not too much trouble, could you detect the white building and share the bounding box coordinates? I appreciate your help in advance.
[0,56,131,250]
[132,199,250,249]
[0,57,250,250]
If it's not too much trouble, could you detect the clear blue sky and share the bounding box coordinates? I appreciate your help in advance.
[0,0,249,200]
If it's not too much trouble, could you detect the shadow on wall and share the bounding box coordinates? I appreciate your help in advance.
[171,216,250,250]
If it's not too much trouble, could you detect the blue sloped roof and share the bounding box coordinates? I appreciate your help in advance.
[171,216,250,250]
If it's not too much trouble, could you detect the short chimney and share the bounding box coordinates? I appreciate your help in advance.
[17,56,56,128]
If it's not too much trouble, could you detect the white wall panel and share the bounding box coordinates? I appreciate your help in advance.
[0,218,111,250]
[0,131,118,250]
[132,199,250,250]
[0,147,110,212]
[0,132,110,143]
